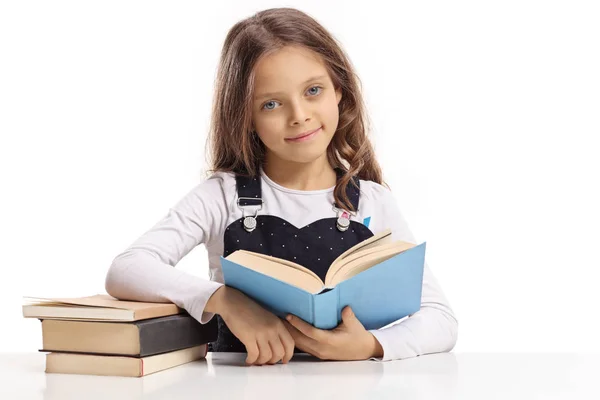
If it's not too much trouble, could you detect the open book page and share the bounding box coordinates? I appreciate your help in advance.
[235,250,322,282]
[326,241,417,286]
[21,294,175,310]
[326,240,414,285]
[224,251,324,293]
[324,229,393,283]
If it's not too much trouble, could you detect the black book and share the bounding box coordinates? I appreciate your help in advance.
[39,313,218,357]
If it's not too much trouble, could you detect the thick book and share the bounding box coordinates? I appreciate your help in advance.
[39,313,218,357]
[22,294,183,322]
[220,228,426,330]
[44,344,208,377]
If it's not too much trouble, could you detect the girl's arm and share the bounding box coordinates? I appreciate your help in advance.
[104,177,226,324]
[367,187,458,361]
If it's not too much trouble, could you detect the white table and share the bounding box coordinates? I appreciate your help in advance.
[0,352,598,399]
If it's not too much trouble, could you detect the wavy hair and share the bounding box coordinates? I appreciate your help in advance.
[204,7,388,212]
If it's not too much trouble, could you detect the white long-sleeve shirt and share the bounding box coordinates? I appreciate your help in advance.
[104,165,458,361]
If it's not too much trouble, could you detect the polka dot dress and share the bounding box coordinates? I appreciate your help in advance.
[209,166,375,353]
[224,215,373,282]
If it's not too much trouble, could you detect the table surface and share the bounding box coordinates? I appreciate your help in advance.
[0,352,598,399]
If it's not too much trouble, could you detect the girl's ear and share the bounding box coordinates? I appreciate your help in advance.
[336,87,342,105]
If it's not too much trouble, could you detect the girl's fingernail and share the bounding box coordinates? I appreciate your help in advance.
[286,315,292,321]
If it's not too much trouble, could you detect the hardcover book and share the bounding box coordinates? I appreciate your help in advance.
[220,229,426,330]
[39,313,218,357]
[44,345,208,377]
[22,294,183,322]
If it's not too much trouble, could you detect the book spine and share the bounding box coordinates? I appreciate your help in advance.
[312,288,339,330]
[137,314,218,357]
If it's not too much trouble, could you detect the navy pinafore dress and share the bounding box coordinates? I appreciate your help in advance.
[207,167,375,352]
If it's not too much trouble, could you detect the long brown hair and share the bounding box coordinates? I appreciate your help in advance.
[204,7,388,212]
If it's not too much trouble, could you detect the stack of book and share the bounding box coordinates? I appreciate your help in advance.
[22,294,218,377]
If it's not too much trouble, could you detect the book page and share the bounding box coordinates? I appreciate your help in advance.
[324,229,393,283]
[235,250,322,283]
[22,294,178,311]
[330,229,392,266]
[327,241,413,284]
[225,251,325,293]
[326,241,417,286]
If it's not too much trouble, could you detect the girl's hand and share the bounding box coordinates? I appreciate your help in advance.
[284,306,384,360]
[216,286,295,365]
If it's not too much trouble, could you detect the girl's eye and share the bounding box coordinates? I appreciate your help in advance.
[261,86,324,111]
[263,100,279,111]
[307,86,323,96]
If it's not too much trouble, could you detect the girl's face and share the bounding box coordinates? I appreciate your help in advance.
[251,45,342,164]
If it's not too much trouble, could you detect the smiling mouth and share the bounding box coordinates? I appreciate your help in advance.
[285,126,322,142]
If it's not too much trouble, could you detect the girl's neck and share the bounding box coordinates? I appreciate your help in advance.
[261,154,337,191]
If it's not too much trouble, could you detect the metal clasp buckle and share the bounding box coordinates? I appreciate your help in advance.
[237,197,263,232]
[332,203,356,232]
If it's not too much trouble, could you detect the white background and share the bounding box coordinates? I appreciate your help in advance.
[1,0,598,353]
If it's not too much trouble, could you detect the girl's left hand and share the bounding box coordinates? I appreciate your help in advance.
[283,306,383,361]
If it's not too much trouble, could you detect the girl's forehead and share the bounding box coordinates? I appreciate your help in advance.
[253,46,328,87]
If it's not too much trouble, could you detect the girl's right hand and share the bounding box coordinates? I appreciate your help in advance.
[214,286,295,365]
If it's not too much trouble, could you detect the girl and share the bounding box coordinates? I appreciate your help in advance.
[105,7,458,366]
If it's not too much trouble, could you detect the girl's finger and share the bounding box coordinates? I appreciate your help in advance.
[245,340,259,365]
[286,314,326,342]
[255,338,272,365]
[267,337,285,364]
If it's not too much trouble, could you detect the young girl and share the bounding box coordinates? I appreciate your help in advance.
[105,7,457,366]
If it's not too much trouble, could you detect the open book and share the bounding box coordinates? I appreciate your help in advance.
[220,229,426,330]
[225,228,416,293]
[22,294,183,322]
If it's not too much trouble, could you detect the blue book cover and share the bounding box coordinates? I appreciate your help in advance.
[220,232,426,330]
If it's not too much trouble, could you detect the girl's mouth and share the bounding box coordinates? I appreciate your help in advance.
[285,126,322,143]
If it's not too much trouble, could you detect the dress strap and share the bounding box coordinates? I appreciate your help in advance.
[234,166,360,211]
[235,171,262,207]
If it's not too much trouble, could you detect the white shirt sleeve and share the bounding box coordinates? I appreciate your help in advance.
[367,186,458,361]
[104,175,227,325]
